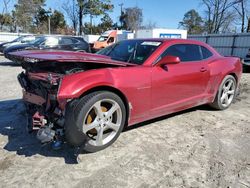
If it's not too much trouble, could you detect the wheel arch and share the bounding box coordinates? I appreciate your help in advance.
[211,72,238,103]
[229,72,238,84]
[79,85,130,127]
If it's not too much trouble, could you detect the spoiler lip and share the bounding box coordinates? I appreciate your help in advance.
[9,50,136,67]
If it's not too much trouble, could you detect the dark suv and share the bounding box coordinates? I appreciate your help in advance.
[4,35,90,61]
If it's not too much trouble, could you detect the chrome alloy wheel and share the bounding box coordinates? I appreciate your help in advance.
[220,78,236,108]
[82,99,122,146]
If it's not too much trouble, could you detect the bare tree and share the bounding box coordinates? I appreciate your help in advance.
[124,7,143,31]
[77,0,84,35]
[233,0,250,32]
[62,0,78,35]
[201,0,240,33]
[2,0,11,14]
[0,0,11,31]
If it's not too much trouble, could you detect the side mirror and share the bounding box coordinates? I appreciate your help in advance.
[157,55,180,66]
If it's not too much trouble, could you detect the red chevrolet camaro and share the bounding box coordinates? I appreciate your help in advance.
[10,39,242,152]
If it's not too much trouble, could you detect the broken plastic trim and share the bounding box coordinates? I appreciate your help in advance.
[23,57,41,63]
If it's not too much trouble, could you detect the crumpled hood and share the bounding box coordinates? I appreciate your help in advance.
[9,50,135,67]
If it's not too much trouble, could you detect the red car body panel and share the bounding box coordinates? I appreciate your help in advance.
[9,50,135,67]
[12,39,242,127]
[58,66,152,124]
[56,39,242,125]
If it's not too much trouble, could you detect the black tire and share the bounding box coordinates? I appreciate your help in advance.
[209,75,237,110]
[243,65,250,73]
[65,91,126,153]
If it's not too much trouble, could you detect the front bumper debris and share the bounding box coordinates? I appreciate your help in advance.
[23,90,46,106]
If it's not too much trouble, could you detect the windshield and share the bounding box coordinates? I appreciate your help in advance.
[97,40,162,65]
[30,37,45,45]
[98,36,109,42]
[12,36,24,42]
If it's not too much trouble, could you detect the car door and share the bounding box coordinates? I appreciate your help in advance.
[59,37,76,51]
[151,44,211,116]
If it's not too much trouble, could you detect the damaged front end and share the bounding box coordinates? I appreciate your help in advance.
[12,50,133,148]
[18,71,66,145]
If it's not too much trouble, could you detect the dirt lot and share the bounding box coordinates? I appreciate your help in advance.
[0,55,249,188]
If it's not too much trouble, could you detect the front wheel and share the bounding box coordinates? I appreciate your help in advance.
[65,91,126,153]
[210,75,237,110]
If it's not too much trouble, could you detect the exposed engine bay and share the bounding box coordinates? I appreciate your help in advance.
[17,60,123,148]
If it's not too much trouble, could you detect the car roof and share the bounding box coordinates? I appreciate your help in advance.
[129,38,204,44]
[128,38,212,49]
[39,35,81,38]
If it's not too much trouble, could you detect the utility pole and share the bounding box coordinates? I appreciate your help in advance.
[90,14,93,34]
[46,8,52,35]
[118,3,124,28]
[48,17,51,35]
[118,3,123,14]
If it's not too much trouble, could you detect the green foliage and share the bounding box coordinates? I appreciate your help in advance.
[0,13,12,31]
[83,14,113,35]
[35,7,49,25]
[14,0,46,32]
[50,10,67,34]
[78,0,113,16]
[98,14,113,31]
[11,0,67,34]
[77,0,114,34]
[179,9,204,34]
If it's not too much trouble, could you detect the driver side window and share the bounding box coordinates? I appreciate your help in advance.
[108,37,115,43]
[161,44,203,62]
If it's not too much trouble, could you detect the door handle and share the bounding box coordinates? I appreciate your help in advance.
[200,67,207,72]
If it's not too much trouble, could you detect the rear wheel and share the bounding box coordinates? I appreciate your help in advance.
[210,75,237,110]
[65,91,126,153]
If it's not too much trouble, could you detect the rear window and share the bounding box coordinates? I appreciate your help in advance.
[201,46,213,59]
[60,37,78,45]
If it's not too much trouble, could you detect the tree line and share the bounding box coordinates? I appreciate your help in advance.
[179,0,250,34]
[4,0,247,36]
[0,0,146,35]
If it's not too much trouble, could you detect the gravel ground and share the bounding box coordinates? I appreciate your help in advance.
[0,55,249,188]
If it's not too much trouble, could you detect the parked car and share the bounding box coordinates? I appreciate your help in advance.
[92,30,134,52]
[4,35,90,62]
[10,39,242,152]
[0,35,36,53]
[243,48,250,72]
[92,30,118,52]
